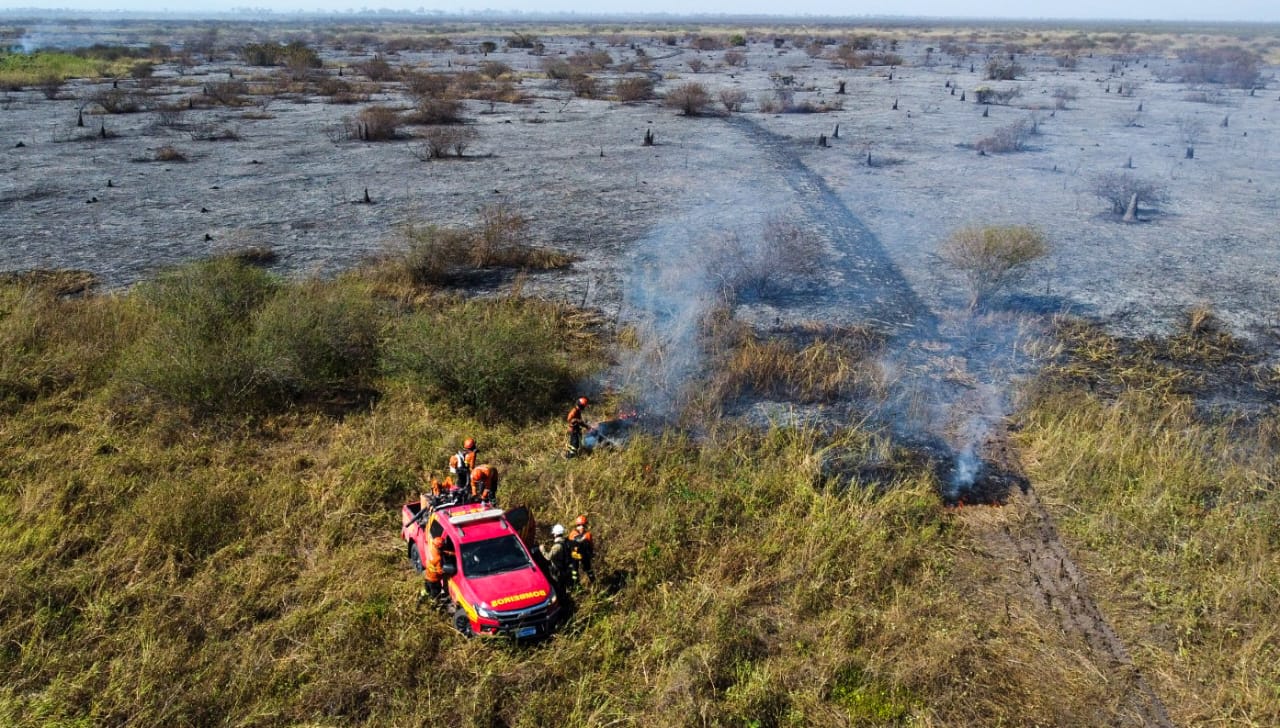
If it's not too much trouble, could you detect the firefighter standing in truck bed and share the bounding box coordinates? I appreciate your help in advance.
[564,397,589,458]
[449,438,478,491]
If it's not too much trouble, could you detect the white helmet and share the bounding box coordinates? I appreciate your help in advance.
[551,524,565,537]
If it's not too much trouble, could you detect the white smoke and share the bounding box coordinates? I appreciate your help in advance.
[612,191,789,420]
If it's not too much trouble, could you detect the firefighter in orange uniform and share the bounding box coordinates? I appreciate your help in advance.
[418,535,447,606]
[448,438,478,491]
[564,397,590,458]
[470,463,499,504]
[567,514,595,585]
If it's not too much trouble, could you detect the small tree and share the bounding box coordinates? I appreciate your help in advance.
[940,225,1049,308]
[665,82,711,116]
[1092,172,1169,217]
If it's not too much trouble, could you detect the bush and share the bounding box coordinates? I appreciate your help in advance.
[718,87,748,112]
[403,70,451,100]
[153,145,187,162]
[713,217,825,302]
[975,119,1033,153]
[723,50,746,67]
[241,42,282,66]
[384,297,582,421]
[204,80,247,106]
[347,105,401,141]
[356,54,395,82]
[37,73,63,99]
[973,86,1021,105]
[94,88,148,113]
[1092,172,1169,216]
[404,98,464,125]
[985,59,1023,80]
[0,274,131,405]
[614,76,654,102]
[399,225,474,285]
[480,60,511,80]
[250,281,380,403]
[1175,46,1261,88]
[939,225,1049,307]
[665,82,712,116]
[417,125,478,158]
[569,73,599,98]
[115,257,278,415]
[540,58,573,80]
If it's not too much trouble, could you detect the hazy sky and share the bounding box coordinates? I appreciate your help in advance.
[3,0,1278,22]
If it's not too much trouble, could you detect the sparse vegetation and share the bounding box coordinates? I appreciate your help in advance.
[939,225,1050,307]
[3,23,1279,727]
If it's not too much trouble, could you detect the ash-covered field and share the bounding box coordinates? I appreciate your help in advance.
[3,21,1278,344]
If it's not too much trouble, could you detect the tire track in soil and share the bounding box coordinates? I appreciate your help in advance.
[723,115,935,336]
[726,114,1174,726]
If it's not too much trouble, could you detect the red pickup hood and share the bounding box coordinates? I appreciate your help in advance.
[465,566,553,611]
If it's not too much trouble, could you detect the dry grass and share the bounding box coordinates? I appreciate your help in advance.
[153,144,187,162]
[704,318,884,408]
[390,204,574,287]
[1019,318,1280,724]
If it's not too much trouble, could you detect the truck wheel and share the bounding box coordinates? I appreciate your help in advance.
[408,541,423,573]
[453,610,472,637]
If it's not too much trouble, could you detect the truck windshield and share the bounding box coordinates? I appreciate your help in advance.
[459,535,531,578]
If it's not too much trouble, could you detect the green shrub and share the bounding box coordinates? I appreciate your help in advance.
[384,297,582,421]
[115,257,278,415]
[940,225,1049,308]
[250,281,381,404]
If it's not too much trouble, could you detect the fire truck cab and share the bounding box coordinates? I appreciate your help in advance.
[402,499,560,638]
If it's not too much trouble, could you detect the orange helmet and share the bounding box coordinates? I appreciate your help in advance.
[575,515,588,527]
[577,396,589,407]
[463,438,477,451]
[432,536,446,547]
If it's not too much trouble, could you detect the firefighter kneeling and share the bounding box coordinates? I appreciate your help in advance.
[567,514,594,586]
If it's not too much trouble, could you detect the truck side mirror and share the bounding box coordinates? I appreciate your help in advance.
[442,560,457,577]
